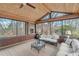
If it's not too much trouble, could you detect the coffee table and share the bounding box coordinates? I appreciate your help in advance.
[31,40,45,53]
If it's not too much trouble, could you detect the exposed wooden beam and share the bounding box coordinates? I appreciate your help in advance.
[51,11,73,14]
[35,14,79,24]
[34,24,36,33]
[36,12,50,21]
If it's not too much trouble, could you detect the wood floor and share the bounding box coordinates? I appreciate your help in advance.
[0,39,58,56]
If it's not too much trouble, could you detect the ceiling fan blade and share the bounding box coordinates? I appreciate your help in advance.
[26,3,36,9]
[19,4,23,8]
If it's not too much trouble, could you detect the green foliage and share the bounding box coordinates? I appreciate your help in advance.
[72,30,79,38]
[55,25,75,34]
[63,25,75,31]
[5,25,12,30]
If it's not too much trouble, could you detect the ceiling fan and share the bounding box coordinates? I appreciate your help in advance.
[19,3,36,9]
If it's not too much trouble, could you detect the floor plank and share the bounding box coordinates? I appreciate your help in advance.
[0,39,58,56]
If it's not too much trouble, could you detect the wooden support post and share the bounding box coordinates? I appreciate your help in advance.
[34,24,36,33]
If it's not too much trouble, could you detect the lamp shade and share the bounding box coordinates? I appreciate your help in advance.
[65,30,71,35]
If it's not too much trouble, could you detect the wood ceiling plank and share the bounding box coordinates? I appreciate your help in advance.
[45,3,79,13]
[0,10,30,22]
[0,3,79,23]
[0,3,49,22]
[42,3,51,12]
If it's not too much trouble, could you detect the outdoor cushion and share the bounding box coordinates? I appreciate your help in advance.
[40,35,58,43]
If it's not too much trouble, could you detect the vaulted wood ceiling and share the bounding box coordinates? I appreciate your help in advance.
[0,3,79,23]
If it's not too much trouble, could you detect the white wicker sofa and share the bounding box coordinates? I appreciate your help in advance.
[39,34,59,45]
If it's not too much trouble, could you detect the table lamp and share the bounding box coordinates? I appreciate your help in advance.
[65,30,71,39]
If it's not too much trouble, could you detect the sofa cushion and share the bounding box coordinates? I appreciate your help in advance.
[40,35,57,43]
